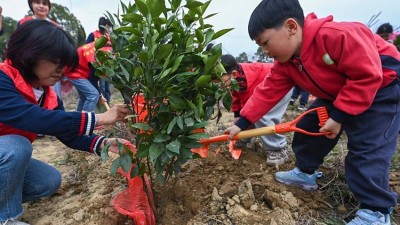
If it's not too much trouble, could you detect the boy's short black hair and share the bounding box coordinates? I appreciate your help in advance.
[6,20,78,83]
[376,23,393,35]
[98,17,113,34]
[221,54,239,74]
[248,0,305,40]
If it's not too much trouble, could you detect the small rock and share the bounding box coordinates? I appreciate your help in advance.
[232,195,240,203]
[73,209,85,221]
[250,204,258,211]
[212,187,223,202]
[227,198,235,206]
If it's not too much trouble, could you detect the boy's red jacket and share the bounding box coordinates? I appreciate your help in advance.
[239,13,400,127]
[231,63,272,115]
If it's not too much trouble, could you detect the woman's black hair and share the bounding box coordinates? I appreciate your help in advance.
[98,17,113,34]
[6,20,78,83]
[248,0,304,40]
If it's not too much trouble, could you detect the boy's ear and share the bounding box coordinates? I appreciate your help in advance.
[285,18,299,35]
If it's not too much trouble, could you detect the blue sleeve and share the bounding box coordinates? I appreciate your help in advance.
[86,33,95,43]
[0,72,102,154]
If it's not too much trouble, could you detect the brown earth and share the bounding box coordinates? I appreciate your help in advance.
[21,107,400,225]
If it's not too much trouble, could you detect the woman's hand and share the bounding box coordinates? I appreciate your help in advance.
[96,104,130,126]
[100,138,135,154]
[319,118,341,139]
[224,125,242,140]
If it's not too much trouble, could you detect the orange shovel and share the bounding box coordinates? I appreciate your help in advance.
[192,106,330,158]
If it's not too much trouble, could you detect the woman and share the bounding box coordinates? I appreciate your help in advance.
[0,20,130,225]
[18,0,61,99]
[85,16,114,104]
[18,0,58,26]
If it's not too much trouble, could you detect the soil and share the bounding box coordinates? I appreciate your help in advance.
[20,107,400,225]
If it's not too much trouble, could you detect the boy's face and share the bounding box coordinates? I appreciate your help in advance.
[378,32,391,41]
[255,19,302,63]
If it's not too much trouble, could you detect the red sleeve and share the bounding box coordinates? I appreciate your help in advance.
[240,66,294,123]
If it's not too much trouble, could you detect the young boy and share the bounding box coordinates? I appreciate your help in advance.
[221,54,292,166]
[224,0,400,224]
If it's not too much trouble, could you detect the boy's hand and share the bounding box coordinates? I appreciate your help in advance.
[224,125,242,140]
[319,118,341,139]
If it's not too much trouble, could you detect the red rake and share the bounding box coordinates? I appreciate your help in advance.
[192,106,330,158]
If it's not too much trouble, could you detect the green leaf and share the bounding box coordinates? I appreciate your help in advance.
[177,116,183,129]
[138,52,148,63]
[188,132,209,139]
[131,123,152,131]
[130,164,139,178]
[119,64,130,81]
[94,36,108,49]
[122,13,143,23]
[212,28,234,40]
[149,143,164,161]
[156,44,173,61]
[147,0,166,18]
[195,28,204,43]
[204,54,220,74]
[170,55,184,73]
[184,117,194,127]
[100,143,111,162]
[167,117,178,134]
[165,149,176,158]
[192,121,208,129]
[166,140,181,154]
[160,68,172,79]
[110,157,121,175]
[185,1,203,9]
[120,154,132,172]
[170,0,182,11]
[135,147,149,158]
[168,95,187,110]
[154,134,171,143]
[222,93,233,111]
[200,0,211,14]
[204,29,215,44]
[135,0,148,16]
[203,13,218,20]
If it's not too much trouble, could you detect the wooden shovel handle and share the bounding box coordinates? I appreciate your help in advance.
[198,106,330,145]
[236,126,276,139]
